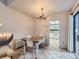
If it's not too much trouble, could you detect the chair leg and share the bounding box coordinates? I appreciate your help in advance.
[11,56,13,59]
[36,44,39,59]
[32,47,34,59]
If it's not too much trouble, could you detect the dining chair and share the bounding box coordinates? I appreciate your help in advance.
[26,35,33,51]
[26,35,38,59]
[39,35,45,47]
[38,35,45,54]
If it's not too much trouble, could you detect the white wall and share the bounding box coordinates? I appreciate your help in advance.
[35,12,69,49]
[68,15,73,52]
[0,2,34,39]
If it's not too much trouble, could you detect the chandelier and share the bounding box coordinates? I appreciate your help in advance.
[36,8,47,20]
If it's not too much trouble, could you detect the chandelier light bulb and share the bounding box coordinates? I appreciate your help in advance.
[36,8,47,20]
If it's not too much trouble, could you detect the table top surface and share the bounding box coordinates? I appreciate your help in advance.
[21,35,44,42]
[31,35,43,42]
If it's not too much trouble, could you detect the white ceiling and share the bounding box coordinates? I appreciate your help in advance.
[7,0,77,17]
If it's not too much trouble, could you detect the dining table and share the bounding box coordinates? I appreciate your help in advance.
[31,35,44,59]
[22,35,44,59]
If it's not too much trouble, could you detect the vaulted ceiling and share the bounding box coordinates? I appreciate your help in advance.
[7,0,77,17]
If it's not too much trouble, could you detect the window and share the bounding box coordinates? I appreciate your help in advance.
[49,20,60,40]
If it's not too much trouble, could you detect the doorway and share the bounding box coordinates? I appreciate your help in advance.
[49,20,60,48]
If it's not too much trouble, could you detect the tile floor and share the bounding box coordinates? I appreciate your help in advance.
[18,48,79,59]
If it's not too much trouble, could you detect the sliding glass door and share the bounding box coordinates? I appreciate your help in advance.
[73,11,79,55]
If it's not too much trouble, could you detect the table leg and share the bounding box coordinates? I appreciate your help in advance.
[36,43,39,59]
[23,41,26,54]
[23,41,26,59]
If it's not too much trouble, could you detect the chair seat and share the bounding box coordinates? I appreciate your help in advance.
[1,57,11,59]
